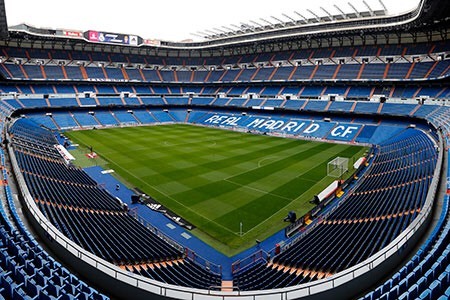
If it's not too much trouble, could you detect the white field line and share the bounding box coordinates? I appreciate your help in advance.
[71,131,238,236]
[223,178,292,201]
[73,130,348,238]
[104,160,239,235]
[240,176,331,236]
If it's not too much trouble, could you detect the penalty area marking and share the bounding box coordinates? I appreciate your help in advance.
[95,155,240,236]
[224,179,292,201]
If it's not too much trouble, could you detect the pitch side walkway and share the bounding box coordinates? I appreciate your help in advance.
[84,166,288,280]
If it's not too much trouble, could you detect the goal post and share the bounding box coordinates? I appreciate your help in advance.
[327,157,349,178]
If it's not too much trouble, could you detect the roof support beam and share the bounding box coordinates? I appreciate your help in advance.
[320,7,334,20]
[294,11,308,22]
[260,18,275,28]
[362,0,374,16]
[282,13,296,23]
[348,2,361,17]
[378,0,388,12]
[271,16,284,24]
[250,20,263,27]
[307,9,321,22]
[334,4,347,18]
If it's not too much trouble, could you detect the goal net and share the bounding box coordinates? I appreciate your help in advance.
[327,157,349,178]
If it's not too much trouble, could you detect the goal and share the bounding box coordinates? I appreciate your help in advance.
[327,157,349,178]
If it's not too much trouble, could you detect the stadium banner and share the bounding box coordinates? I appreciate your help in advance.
[59,29,83,38]
[85,30,142,46]
[128,35,138,46]
[202,113,362,139]
[327,123,362,141]
[144,39,161,47]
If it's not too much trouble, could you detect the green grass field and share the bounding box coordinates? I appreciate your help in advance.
[66,124,368,256]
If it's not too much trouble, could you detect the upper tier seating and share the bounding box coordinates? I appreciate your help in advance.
[1,42,448,83]
[2,42,448,66]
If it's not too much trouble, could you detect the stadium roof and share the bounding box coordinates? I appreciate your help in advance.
[5,0,420,42]
[4,0,448,55]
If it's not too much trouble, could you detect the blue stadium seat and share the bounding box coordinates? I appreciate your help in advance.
[445,285,450,297]
[419,289,432,300]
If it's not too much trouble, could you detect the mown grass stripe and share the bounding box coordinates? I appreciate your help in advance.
[66,124,368,256]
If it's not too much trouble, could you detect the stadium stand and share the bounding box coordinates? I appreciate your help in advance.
[8,118,222,289]
[0,121,109,300]
[0,0,449,298]
[1,42,450,84]
[234,129,437,290]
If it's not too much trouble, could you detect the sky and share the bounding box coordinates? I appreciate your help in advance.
[4,0,421,42]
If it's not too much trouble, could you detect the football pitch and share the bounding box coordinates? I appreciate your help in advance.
[66,124,368,256]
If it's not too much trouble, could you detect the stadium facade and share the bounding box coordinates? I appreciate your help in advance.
[0,0,449,299]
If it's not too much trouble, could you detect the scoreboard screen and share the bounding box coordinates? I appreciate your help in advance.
[0,0,8,39]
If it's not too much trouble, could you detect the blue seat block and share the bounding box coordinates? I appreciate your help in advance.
[392,273,401,286]
[424,269,434,283]
[388,286,399,299]
[438,271,449,287]
[360,291,373,300]
[447,285,450,297]
[382,279,393,294]
[431,262,442,276]
[419,289,431,300]
[417,276,427,292]
[398,291,408,300]
[24,279,39,298]
[373,286,382,299]
[406,272,416,286]
[429,279,442,299]
[398,277,408,295]
[408,283,419,299]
